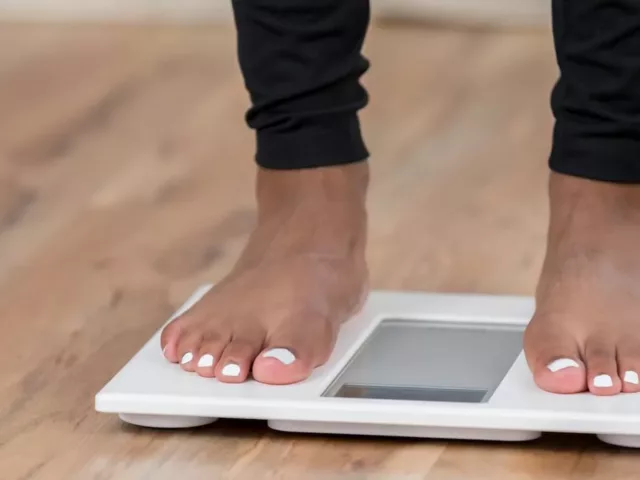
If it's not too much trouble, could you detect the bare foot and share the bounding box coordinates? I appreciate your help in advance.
[160,163,369,385]
[525,172,640,396]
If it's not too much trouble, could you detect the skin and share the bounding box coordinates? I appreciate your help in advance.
[524,173,640,395]
[161,163,640,395]
[161,163,369,384]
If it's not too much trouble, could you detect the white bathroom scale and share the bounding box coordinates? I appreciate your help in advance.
[95,284,640,448]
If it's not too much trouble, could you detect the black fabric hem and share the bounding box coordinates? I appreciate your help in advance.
[255,115,369,170]
[549,135,640,184]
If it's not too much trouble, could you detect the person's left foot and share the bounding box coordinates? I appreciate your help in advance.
[525,172,640,396]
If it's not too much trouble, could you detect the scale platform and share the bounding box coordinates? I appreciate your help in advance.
[95,285,640,448]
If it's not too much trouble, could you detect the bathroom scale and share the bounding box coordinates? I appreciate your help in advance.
[95,284,640,448]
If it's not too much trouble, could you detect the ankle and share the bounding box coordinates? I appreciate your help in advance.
[238,163,369,265]
[544,172,640,271]
[255,163,369,219]
[550,172,640,222]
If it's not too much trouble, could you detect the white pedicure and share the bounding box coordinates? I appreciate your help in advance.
[180,352,194,364]
[222,363,241,377]
[547,358,580,373]
[262,348,296,365]
[197,354,215,368]
[624,371,639,385]
[593,374,613,388]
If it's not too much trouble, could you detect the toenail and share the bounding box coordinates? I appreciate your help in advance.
[547,358,580,373]
[593,374,613,388]
[262,348,296,365]
[197,354,215,368]
[180,352,193,364]
[221,363,241,377]
[624,371,639,385]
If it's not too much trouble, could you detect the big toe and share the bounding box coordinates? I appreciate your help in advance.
[524,314,587,394]
[252,315,337,385]
[253,347,311,385]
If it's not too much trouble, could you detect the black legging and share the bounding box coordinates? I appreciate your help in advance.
[232,0,640,183]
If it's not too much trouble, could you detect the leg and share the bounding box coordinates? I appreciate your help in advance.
[161,0,372,384]
[525,0,640,395]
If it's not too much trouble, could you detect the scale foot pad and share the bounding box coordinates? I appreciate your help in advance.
[115,415,640,448]
[597,434,640,449]
[119,413,218,429]
[268,420,541,442]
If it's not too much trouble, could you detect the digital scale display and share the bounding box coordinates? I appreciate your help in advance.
[323,318,525,404]
[334,384,489,403]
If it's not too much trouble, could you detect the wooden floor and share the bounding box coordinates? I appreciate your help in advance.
[0,22,638,480]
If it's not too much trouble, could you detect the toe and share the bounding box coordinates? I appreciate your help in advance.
[160,318,186,363]
[253,346,311,385]
[176,330,203,372]
[194,335,228,378]
[524,315,586,394]
[616,340,640,393]
[253,315,336,385]
[216,331,264,383]
[584,337,622,395]
[622,369,640,393]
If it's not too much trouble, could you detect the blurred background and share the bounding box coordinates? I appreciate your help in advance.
[0,0,550,26]
[6,3,621,480]
[0,0,551,27]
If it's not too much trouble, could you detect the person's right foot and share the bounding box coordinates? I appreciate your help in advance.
[160,163,370,385]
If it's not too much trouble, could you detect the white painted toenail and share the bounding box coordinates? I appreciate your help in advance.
[262,348,296,365]
[222,363,241,377]
[197,354,215,368]
[624,371,639,385]
[593,374,613,388]
[547,358,580,373]
[180,352,193,364]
